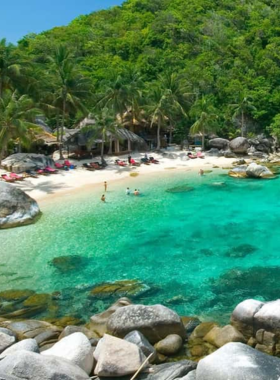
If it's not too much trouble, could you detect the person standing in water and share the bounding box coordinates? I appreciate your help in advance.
[101,194,106,202]
[126,187,130,195]
[199,169,204,176]
[134,189,140,196]
[104,181,107,192]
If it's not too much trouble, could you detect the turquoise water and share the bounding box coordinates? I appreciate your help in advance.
[1,169,280,323]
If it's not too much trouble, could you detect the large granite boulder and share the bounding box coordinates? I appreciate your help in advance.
[195,342,280,380]
[42,332,94,375]
[0,351,90,380]
[246,163,274,178]
[248,136,274,153]
[107,304,186,344]
[0,339,39,359]
[1,153,55,173]
[0,182,40,229]
[231,299,264,339]
[0,332,16,354]
[124,330,156,362]
[208,138,229,150]
[94,334,147,377]
[203,325,246,348]
[228,166,247,178]
[229,137,250,153]
[254,300,280,333]
[90,297,132,337]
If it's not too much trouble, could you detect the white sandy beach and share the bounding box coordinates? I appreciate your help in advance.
[0,151,236,202]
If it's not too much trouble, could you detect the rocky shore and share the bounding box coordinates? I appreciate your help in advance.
[0,298,280,379]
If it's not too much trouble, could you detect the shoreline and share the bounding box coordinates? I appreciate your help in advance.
[1,152,236,203]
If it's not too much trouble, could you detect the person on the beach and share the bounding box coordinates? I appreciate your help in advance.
[104,181,107,192]
[128,155,132,164]
[199,169,204,176]
[101,194,106,202]
[134,189,140,196]
[126,187,130,195]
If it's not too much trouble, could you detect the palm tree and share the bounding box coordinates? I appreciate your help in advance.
[48,45,90,158]
[230,94,256,137]
[190,95,218,150]
[81,108,118,165]
[0,39,21,97]
[146,72,191,150]
[0,90,42,159]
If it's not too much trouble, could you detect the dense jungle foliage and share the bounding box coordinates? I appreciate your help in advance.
[2,0,280,153]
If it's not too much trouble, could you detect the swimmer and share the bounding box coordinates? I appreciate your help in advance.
[126,187,130,195]
[134,189,140,196]
[104,181,107,192]
[199,169,204,176]
[101,194,106,202]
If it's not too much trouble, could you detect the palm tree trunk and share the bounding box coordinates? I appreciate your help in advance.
[59,98,66,160]
[101,131,105,163]
[241,111,244,137]
[108,137,113,155]
[202,132,205,151]
[156,120,161,150]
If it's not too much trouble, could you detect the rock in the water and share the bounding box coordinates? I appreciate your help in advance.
[208,138,229,150]
[155,334,183,355]
[90,297,132,337]
[0,333,16,354]
[246,163,274,178]
[90,279,150,299]
[124,330,156,362]
[228,165,247,178]
[190,323,218,340]
[0,351,90,380]
[0,339,39,358]
[229,137,250,154]
[0,183,40,229]
[195,342,280,380]
[42,332,93,375]
[254,300,280,333]
[94,334,147,377]
[59,325,97,340]
[225,244,257,258]
[50,255,88,273]
[1,153,55,173]
[7,320,61,343]
[107,304,186,344]
[203,325,246,348]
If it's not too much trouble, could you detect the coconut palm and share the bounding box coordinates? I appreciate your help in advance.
[146,72,192,150]
[0,39,21,97]
[81,107,118,165]
[48,45,90,158]
[190,95,218,150]
[230,94,256,137]
[0,90,42,159]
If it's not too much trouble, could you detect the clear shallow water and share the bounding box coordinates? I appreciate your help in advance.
[1,169,280,323]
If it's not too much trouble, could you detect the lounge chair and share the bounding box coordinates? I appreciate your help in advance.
[55,162,64,169]
[187,152,197,159]
[44,166,58,174]
[115,159,127,167]
[1,174,16,182]
[130,159,141,166]
[90,162,105,170]
[149,157,159,164]
[83,163,95,171]
[36,169,48,175]
[64,160,77,169]
[10,173,24,181]
[197,151,205,159]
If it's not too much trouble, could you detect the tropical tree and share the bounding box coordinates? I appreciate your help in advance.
[230,94,256,137]
[146,72,191,150]
[0,39,21,97]
[48,45,90,158]
[81,107,118,165]
[0,90,42,159]
[190,95,218,150]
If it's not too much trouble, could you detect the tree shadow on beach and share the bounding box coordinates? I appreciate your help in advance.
[14,179,70,195]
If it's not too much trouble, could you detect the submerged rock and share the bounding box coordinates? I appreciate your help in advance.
[107,304,186,344]
[0,289,35,302]
[228,166,247,178]
[166,185,194,193]
[0,183,40,229]
[90,279,150,299]
[203,325,246,348]
[50,255,88,273]
[225,244,257,258]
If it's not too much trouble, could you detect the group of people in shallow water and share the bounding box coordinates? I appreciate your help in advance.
[101,181,140,202]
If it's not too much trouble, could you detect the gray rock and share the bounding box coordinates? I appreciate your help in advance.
[107,304,186,344]
[0,328,16,339]
[208,138,229,150]
[94,334,147,377]
[0,339,39,358]
[178,371,197,380]
[248,136,274,153]
[233,159,246,165]
[0,182,40,229]
[228,166,247,178]
[0,333,16,354]
[42,332,94,375]
[90,297,132,337]
[124,330,156,362]
[254,300,280,333]
[203,325,246,348]
[224,149,237,158]
[195,342,280,380]
[7,320,61,341]
[229,137,250,153]
[59,325,97,340]
[0,351,90,380]
[231,299,264,339]
[1,153,55,173]
[155,334,183,355]
[0,374,19,380]
[95,360,197,380]
[206,148,221,157]
[246,163,274,178]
